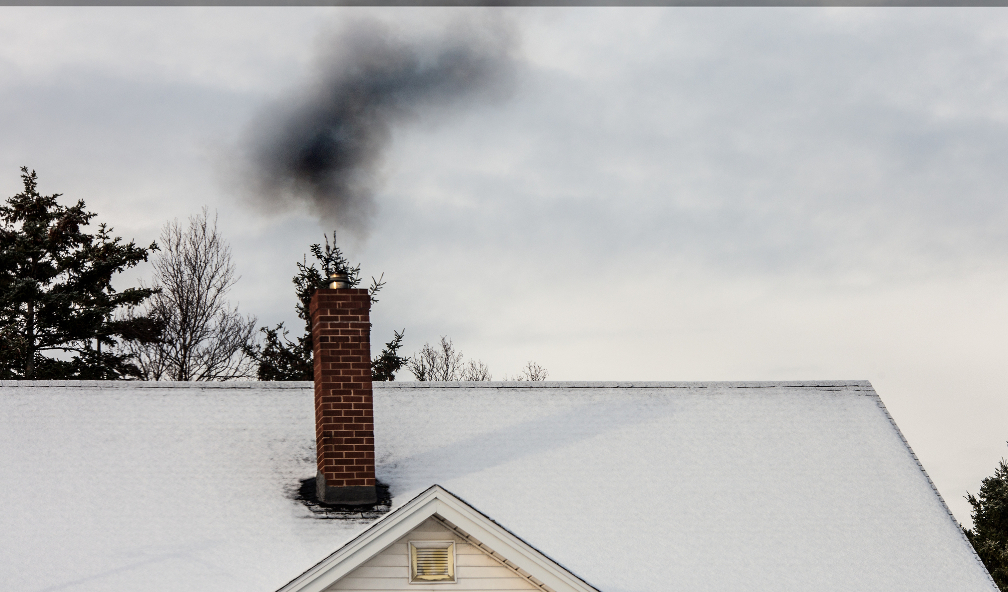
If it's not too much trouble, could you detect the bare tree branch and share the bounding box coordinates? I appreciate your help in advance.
[407,336,492,382]
[507,361,549,382]
[459,359,491,381]
[124,208,256,381]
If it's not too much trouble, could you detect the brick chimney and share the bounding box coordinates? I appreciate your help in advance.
[310,281,377,505]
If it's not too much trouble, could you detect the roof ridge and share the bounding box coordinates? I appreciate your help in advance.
[0,380,313,389]
[375,380,874,389]
[0,379,874,392]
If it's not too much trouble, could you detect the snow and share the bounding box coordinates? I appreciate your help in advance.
[0,381,996,592]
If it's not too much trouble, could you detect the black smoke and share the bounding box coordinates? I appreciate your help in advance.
[240,17,518,234]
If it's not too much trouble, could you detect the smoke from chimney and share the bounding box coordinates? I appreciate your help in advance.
[239,16,518,235]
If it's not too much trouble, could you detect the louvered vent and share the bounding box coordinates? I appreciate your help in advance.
[416,547,449,576]
[409,541,456,583]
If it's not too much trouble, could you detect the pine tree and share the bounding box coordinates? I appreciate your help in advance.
[248,323,312,381]
[248,232,406,381]
[371,329,407,381]
[965,445,1008,591]
[0,167,158,379]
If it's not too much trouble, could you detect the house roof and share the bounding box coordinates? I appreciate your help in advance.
[0,380,996,592]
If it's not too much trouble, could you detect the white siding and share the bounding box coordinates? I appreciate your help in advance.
[327,517,540,592]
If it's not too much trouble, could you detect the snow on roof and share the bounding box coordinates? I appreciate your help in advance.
[0,381,995,592]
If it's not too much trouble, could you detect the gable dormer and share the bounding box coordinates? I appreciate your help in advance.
[278,486,598,592]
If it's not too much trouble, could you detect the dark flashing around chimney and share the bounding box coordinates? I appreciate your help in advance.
[316,471,379,506]
[294,476,391,519]
[310,288,377,506]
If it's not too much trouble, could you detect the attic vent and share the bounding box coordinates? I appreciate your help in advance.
[409,541,456,583]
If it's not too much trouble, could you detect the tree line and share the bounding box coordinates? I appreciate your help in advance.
[0,168,547,383]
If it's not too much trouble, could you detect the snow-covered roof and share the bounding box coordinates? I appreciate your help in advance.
[0,381,995,592]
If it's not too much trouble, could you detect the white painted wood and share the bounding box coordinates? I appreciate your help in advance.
[327,518,538,592]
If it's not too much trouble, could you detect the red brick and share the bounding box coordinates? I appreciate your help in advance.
[311,287,375,494]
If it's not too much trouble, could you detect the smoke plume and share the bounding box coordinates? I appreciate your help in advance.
[240,17,518,235]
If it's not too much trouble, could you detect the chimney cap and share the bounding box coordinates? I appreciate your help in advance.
[325,272,352,290]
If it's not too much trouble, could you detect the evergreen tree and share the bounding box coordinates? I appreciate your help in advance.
[249,323,311,381]
[371,329,407,381]
[965,446,1008,591]
[0,167,158,379]
[248,232,406,381]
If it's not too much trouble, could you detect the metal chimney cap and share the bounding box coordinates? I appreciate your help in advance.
[326,272,352,290]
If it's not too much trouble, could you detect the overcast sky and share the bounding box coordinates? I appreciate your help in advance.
[2,7,1006,528]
